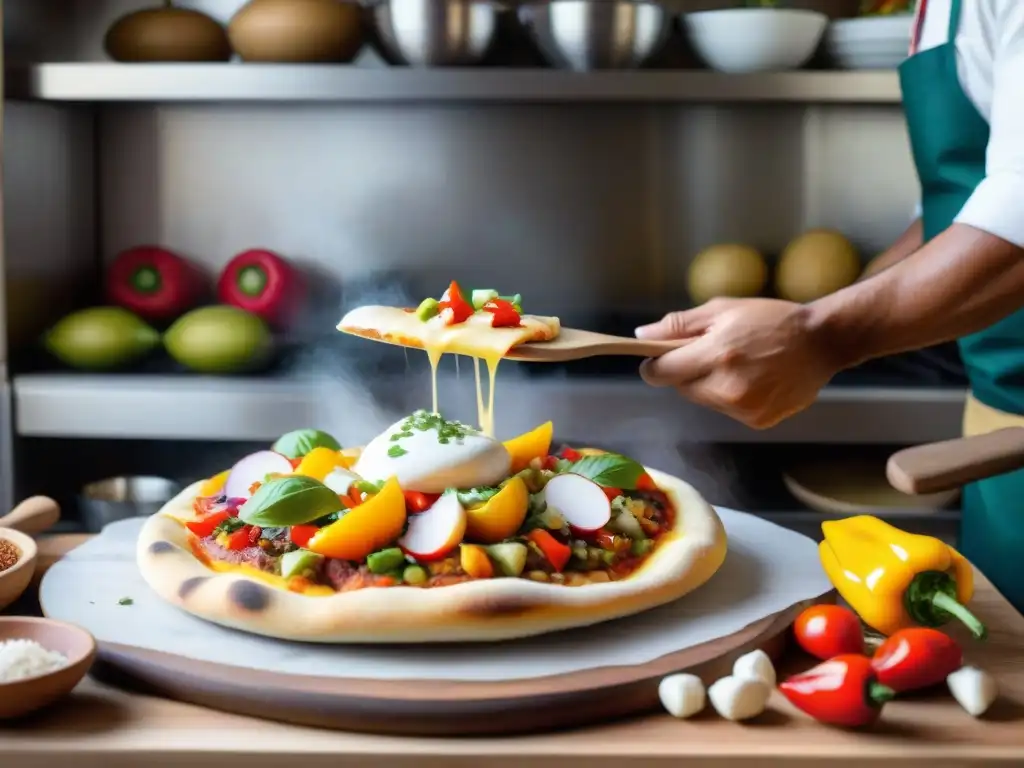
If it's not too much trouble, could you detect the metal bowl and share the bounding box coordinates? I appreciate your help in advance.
[370,0,501,67]
[78,476,181,533]
[519,0,672,71]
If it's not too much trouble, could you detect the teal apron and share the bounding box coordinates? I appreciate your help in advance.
[900,0,1024,612]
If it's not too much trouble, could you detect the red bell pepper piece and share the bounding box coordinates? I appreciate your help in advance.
[636,472,657,492]
[779,654,895,727]
[602,486,622,502]
[560,447,583,462]
[225,526,253,551]
[482,298,521,328]
[289,525,319,549]
[106,245,205,323]
[870,628,963,692]
[793,605,865,660]
[217,249,304,328]
[404,490,440,513]
[437,281,474,325]
[526,529,571,573]
[186,510,232,538]
[541,455,560,471]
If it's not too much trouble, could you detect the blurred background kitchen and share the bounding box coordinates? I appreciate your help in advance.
[2,0,963,543]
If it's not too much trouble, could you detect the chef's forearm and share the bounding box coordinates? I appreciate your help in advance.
[807,223,1024,370]
[858,218,923,281]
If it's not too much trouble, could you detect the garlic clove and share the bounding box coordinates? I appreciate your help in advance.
[658,673,706,719]
[732,649,776,688]
[708,675,771,722]
[947,666,998,717]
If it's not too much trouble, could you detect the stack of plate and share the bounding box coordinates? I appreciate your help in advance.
[826,14,913,70]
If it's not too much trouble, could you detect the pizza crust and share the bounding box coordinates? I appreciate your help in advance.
[136,468,727,643]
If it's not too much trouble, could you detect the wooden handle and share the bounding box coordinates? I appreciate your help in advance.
[887,427,1024,495]
[0,496,61,536]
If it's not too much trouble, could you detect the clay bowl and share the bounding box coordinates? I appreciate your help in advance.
[0,617,97,719]
[0,496,61,612]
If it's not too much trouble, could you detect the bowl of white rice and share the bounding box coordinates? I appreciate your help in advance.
[0,616,96,719]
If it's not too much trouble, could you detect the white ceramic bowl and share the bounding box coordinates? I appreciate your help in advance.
[826,14,912,69]
[682,8,828,74]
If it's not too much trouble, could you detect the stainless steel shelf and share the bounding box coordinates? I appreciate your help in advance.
[5,64,902,104]
[13,373,964,444]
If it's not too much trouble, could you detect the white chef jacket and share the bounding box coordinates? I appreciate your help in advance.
[909,0,1024,248]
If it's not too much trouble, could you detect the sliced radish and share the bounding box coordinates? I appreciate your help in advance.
[398,493,467,562]
[224,450,294,498]
[541,473,612,533]
[323,468,361,496]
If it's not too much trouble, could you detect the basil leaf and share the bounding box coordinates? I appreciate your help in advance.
[272,429,342,459]
[568,453,645,489]
[238,476,344,527]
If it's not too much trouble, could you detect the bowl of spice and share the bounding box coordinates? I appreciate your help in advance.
[0,616,97,719]
[0,527,37,612]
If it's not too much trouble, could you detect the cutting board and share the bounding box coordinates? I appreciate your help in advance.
[40,510,833,736]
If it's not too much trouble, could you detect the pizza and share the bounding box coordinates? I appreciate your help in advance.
[137,416,728,643]
[338,281,561,436]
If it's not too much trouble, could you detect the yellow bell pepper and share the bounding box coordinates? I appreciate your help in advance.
[293,447,349,482]
[819,515,986,640]
[464,476,529,544]
[307,477,407,561]
[198,470,230,497]
[503,421,553,473]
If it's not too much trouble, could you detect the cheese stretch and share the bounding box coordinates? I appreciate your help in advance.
[338,305,559,437]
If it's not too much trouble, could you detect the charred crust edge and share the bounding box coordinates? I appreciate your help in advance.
[178,576,209,599]
[148,540,175,554]
[458,592,539,619]
[228,580,271,613]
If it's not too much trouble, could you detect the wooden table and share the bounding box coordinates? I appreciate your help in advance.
[3,535,1024,767]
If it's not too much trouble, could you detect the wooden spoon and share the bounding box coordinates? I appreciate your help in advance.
[504,328,690,362]
[887,427,1024,495]
[0,496,61,536]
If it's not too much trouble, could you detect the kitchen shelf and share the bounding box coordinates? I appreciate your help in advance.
[13,373,964,444]
[5,64,903,104]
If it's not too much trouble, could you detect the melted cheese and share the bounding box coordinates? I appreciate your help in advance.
[338,305,559,436]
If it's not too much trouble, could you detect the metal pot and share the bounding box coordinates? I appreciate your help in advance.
[519,0,672,71]
[79,476,181,533]
[369,0,502,66]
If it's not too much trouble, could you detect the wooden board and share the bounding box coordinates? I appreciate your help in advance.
[34,530,829,736]
[85,596,824,736]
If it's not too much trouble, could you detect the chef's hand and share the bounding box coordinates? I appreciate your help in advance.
[635,298,841,429]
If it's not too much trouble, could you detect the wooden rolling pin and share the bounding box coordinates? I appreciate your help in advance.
[887,427,1024,495]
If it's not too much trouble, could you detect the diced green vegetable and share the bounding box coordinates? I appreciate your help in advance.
[367,547,407,575]
[601,550,618,566]
[486,542,528,577]
[280,549,324,579]
[499,293,523,313]
[631,539,655,557]
[416,297,440,321]
[354,479,383,496]
[609,504,646,540]
[402,564,429,585]
[455,486,500,507]
[471,289,499,309]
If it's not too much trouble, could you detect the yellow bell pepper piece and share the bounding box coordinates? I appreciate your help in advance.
[464,476,529,544]
[293,447,350,482]
[819,515,985,639]
[503,421,553,473]
[460,544,495,579]
[307,477,407,562]
[198,470,230,497]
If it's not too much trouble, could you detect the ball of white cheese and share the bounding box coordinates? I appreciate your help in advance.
[353,413,511,493]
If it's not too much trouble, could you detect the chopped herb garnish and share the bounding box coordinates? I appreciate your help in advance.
[118,597,134,606]
[388,445,408,458]
[387,410,476,455]
[214,516,247,536]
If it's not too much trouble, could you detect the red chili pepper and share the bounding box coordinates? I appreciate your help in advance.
[793,605,865,660]
[106,245,205,323]
[437,281,474,325]
[602,486,622,502]
[526,529,571,573]
[185,510,232,538]
[560,447,583,462]
[482,298,521,328]
[217,249,304,328]
[289,525,319,548]
[247,525,262,546]
[404,490,439,513]
[870,628,962,692]
[225,526,253,551]
[779,654,895,727]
